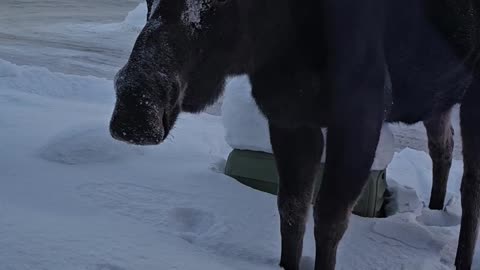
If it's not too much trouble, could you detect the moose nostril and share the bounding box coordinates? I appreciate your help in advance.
[110,125,164,145]
[110,126,127,141]
[109,111,165,146]
[109,120,127,141]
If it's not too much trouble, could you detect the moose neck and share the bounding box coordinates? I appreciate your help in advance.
[230,0,297,76]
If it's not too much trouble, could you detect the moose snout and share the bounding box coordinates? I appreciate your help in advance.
[109,99,166,146]
[109,64,174,146]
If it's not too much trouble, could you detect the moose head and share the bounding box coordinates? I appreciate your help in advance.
[110,0,297,145]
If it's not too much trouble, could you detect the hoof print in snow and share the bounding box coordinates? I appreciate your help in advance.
[77,182,216,238]
[94,263,126,270]
[371,220,443,251]
[299,256,315,270]
[210,158,227,173]
[439,240,459,267]
[416,209,461,227]
[167,207,215,240]
[39,124,143,165]
[383,181,423,216]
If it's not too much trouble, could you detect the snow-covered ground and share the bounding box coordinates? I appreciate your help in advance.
[0,0,142,78]
[1,2,478,270]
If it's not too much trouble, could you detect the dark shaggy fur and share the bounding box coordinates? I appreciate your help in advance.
[110,0,480,269]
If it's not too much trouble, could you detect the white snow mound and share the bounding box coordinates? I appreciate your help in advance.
[221,75,395,170]
[0,59,114,103]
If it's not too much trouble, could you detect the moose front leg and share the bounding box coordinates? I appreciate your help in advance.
[313,101,383,269]
[269,125,324,270]
[424,109,454,210]
[315,1,386,268]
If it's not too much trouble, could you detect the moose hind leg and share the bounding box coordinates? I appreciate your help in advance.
[269,125,324,270]
[424,109,454,210]
[456,83,480,270]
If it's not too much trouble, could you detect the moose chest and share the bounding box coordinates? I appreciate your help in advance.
[249,69,332,129]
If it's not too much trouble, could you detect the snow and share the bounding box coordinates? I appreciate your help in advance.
[149,0,162,20]
[1,3,479,270]
[0,1,147,79]
[62,3,148,34]
[221,75,395,170]
[221,76,272,153]
[0,59,114,104]
[182,0,211,30]
[121,2,149,31]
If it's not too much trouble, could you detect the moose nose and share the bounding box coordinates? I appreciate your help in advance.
[109,102,165,146]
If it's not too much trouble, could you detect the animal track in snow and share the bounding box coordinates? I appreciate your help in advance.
[371,220,443,251]
[167,207,215,242]
[94,263,127,270]
[39,124,143,165]
[299,256,315,270]
[416,209,461,227]
[78,183,217,242]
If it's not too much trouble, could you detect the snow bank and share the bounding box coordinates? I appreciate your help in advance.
[221,76,272,153]
[61,3,147,34]
[221,75,395,170]
[121,3,148,32]
[39,123,145,165]
[0,59,114,104]
[386,148,464,217]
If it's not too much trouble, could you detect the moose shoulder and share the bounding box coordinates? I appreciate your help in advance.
[110,0,480,269]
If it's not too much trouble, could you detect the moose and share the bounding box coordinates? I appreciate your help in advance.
[109,0,480,269]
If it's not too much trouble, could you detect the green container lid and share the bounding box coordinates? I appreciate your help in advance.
[225,149,386,218]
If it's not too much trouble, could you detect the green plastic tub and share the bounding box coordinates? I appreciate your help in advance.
[224,149,387,218]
